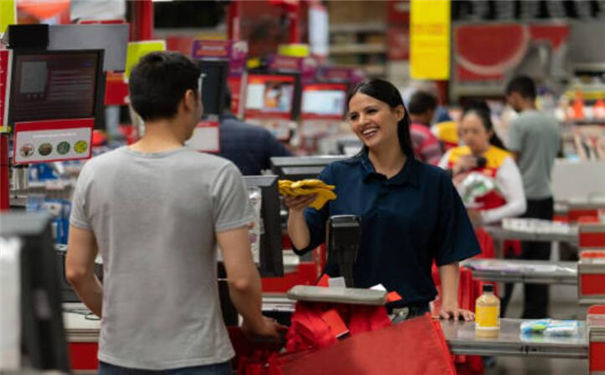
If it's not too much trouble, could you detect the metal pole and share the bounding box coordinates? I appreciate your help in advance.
[132,0,154,41]
[286,4,300,44]
[227,0,241,41]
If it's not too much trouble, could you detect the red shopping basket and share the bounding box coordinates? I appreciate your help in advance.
[233,313,456,375]
[280,314,455,375]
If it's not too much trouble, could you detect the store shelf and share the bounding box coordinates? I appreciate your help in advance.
[364,64,386,76]
[329,44,386,55]
[330,22,386,34]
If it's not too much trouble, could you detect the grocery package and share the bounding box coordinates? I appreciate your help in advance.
[520,319,581,337]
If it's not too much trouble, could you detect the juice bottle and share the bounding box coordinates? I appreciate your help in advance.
[475,284,500,338]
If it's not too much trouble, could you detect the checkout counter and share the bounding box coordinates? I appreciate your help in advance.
[62,306,592,364]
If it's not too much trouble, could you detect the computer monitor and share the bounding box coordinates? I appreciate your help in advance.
[242,175,284,277]
[197,59,229,118]
[244,72,301,120]
[301,83,348,120]
[8,49,105,128]
[270,155,348,180]
[0,212,69,372]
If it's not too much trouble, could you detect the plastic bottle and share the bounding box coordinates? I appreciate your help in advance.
[475,284,500,338]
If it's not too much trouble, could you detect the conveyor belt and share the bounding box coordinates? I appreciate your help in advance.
[462,259,578,285]
[484,225,578,244]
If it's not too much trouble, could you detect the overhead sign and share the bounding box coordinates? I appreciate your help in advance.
[410,0,450,80]
[124,40,167,80]
[0,0,16,37]
[191,40,248,77]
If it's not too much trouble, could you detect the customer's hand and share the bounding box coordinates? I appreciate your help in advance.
[284,194,317,212]
[439,301,475,321]
[453,155,478,176]
[242,316,282,341]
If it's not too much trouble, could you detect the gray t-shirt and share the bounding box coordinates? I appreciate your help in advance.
[70,146,254,370]
[508,110,560,200]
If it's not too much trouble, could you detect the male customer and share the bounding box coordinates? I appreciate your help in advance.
[66,51,277,374]
[218,89,291,175]
[408,91,443,164]
[505,75,560,318]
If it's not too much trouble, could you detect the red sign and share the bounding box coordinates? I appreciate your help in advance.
[0,50,11,132]
[104,72,128,106]
[454,23,569,82]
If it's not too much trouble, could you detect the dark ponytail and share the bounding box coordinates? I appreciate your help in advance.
[347,79,414,157]
[462,107,507,150]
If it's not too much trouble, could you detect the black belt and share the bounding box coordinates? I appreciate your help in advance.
[388,302,430,322]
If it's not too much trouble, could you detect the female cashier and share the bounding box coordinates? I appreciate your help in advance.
[438,107,526,224]
[285,79,481,321]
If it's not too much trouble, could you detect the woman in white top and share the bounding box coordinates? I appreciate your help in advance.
[439,107,526,224]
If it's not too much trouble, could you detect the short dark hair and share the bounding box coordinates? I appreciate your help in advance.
[347,79,414,157]
[408,91,438,115]
[505,75,536,100]
[129,51,201,121]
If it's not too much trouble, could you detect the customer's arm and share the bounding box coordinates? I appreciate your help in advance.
[480,157,526,224]
[218,227,276,337]
[66,226,103,317]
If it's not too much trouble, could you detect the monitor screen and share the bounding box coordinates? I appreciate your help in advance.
[0,212,69,372]
[270,155,348,180]
[242,175,284,277]
[244,73,300,120]
[9,50,104,125]
[301,83,347,120]
[198,59,229,118]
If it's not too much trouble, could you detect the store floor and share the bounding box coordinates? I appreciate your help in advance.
[485,282,588,375]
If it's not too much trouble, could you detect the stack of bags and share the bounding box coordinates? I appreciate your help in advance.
[278,179,337,210]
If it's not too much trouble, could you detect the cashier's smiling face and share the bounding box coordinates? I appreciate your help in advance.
[347,92,403,150]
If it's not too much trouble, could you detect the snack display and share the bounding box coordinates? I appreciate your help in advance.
[278,179,337,210]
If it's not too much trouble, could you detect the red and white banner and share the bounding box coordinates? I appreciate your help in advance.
[13,118,94,164]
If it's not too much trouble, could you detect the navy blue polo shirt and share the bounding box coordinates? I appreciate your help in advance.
[218,114,291,175]
[294,151,481,306]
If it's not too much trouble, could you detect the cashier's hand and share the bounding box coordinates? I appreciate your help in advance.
[284,194,317,212]
[439,302,475,322]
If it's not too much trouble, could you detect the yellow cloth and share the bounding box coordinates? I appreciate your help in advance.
[278,179,336,210]
[434,121,459,144]
[448,145,511,170]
